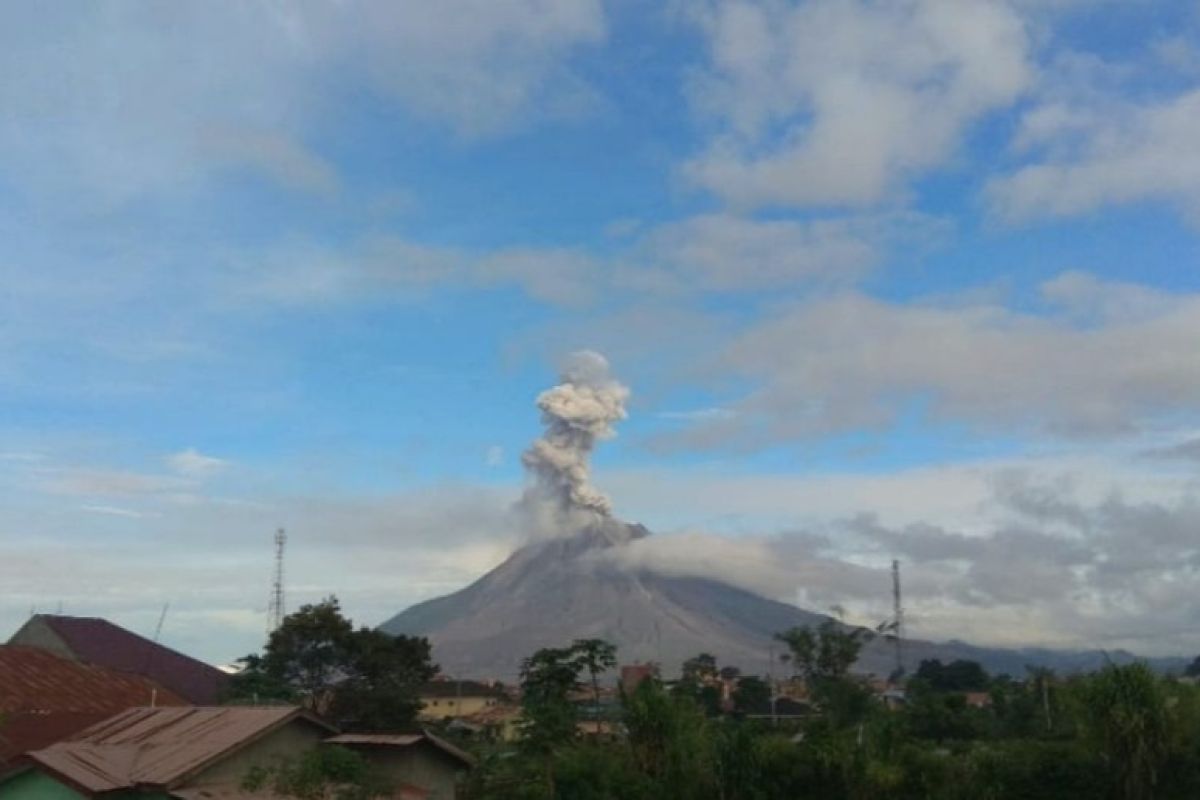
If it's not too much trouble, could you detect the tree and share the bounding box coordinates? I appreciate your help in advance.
[242,744,391,799]
[775,620,874,728]
[1080,662,1171,800]
[914,659,989,692]
[330,627,436,731]
[228,597,436,731]
[623,678,717,799]
[732,675,772,715]
[775,620,871,684]
[571,638,617,723]
[1185,655,1200,679]
[519,646,585,754]
[681,653,718,683]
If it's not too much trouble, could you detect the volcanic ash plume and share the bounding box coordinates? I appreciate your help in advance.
[520,350,629,528]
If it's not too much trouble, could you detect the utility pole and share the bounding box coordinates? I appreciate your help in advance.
[891,559,904,680]
[268,528,286,635]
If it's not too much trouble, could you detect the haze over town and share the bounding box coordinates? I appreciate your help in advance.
[2,1,1198,668]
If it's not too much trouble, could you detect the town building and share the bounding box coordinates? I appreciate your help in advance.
[0,646,188,772]
[328,733,474,800]
[0,705,335,799]
[7,615,229,705]
[417,680,507,722]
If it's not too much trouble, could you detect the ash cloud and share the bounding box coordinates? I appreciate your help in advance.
[518,350,630,534]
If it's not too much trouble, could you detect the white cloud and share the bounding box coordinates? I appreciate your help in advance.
[657,274,1200,448]
[684,0,1032,208]
[987,88,1200,222]
[599,461,1200,655]
[0,1,607,205]
[166,448,228,479]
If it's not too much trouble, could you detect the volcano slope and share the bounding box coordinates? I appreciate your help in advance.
[380,518,1138,680]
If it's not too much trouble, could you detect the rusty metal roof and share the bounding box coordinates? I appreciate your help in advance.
[25,706,334,793]
[21,615,229,705]
[0,646,189,766]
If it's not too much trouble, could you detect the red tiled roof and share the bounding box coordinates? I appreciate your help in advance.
[26,706,334,793]
[35,615,229,705]
[0,646,188,767]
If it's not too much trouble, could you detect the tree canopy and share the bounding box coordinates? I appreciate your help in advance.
[227,596,436,731]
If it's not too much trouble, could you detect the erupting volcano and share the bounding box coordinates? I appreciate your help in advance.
[380,353,1148,679]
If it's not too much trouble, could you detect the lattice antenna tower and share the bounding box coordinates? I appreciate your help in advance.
[891,559,905,678]
[268,528,287,634]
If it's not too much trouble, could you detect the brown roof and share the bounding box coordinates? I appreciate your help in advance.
[326,732,475,768]
[24,706,335,793]
[16,615,229,705]
[0,646,188,766]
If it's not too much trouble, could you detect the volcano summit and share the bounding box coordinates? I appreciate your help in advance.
[380,353,1142,679]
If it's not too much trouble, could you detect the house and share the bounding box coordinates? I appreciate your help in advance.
[417,680,507,722]
[0,645,188,771]
[326,734,474,800]
[0,706,335,799]
[7,615,229,705]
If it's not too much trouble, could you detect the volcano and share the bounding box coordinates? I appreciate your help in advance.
[379,517,1101,680]
[380,517,827,679]
[381,352,1181,679]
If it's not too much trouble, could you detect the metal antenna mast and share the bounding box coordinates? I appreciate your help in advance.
[268,528,287,634]
[891,559,904,678]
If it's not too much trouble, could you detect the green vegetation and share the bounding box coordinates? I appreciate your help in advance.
[458,628,1200,799]
[226,596,436,731]
[241,744,392,799]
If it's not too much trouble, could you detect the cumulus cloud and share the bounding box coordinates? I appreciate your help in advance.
[657,273,1200,448]
[684,0,1032,208]
[988,88,1200,222]
[600,467,1200,655]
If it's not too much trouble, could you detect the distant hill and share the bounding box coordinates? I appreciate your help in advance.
[380,518,1184,680]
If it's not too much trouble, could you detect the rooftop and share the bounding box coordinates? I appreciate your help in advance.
[12,615,229,705]
[23,706,333,793]
[0,646,188,767]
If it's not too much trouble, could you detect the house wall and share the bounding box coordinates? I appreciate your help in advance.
[0,769,85,800]
[358,746,463,800]
[418,695,497,720]
[6,619,74,661]
[189,720,327,788]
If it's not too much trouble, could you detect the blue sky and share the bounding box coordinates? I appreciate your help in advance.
[2,1,1199,665]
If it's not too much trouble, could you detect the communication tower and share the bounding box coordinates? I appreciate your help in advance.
[268,528,286,634]
[891,559,904,678]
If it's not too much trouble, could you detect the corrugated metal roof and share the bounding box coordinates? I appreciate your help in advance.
[0,646,186,714]
[27,615,229,705]
[26,706,333,793]
[0,646,189,766]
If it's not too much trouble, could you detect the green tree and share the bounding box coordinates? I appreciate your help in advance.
[776,620,874,728]
[519,646,585,754]
[571,638,617,723]
[914,659,989,692]
[1184,655,1200,679]
[241,744,391,799]
[681,653,718,683]
[228,597,435,731]
[623,678,717,799]
[1080,662,1171,800]
[775,620,871,683]
[732,675,772,715]
[330,627,437,731]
